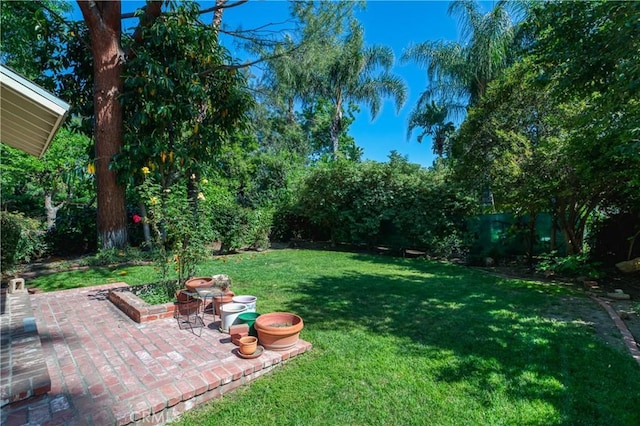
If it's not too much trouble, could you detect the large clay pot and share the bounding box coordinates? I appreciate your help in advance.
[213,291,235,316]
[175,289,190,303]
[185,276,214,292]
[174,290,201,315]
[255,312,304,351]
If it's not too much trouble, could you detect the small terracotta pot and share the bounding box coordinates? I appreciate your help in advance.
[255,312,304,351]
[238,336,258,355]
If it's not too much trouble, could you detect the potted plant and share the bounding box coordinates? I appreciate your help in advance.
[205,274,234,316]
[254,312,304,351]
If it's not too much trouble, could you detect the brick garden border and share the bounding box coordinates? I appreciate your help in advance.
[590,295,640,367]
[108,284,190,323]
[0,290,51,407]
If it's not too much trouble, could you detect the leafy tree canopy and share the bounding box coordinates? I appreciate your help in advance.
[0,0,72,90]
[117,2,254,190]
[451,1,640,254]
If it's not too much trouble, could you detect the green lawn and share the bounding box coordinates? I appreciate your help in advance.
[31,249,640,424]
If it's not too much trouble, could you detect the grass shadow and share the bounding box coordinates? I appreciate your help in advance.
[283,255,640,423]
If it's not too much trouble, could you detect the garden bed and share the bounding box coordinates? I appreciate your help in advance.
[108,283,185,323]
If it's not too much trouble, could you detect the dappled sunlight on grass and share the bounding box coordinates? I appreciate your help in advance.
[271,251,639,423]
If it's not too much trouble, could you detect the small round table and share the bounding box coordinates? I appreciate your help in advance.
[195,287,225,322]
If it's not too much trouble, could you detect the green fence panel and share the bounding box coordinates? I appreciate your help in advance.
[467,213,566,259]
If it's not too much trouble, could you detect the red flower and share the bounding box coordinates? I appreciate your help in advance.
[132,214,142,223]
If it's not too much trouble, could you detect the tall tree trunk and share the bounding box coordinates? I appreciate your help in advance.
[556,195,601,255]
[78,0,128,249]
[557,202,587,255]
[330,97,343,161]
[560,226,581,255]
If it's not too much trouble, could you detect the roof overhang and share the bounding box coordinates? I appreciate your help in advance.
[1,64,71,158]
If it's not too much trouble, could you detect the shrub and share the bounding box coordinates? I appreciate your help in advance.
[47,204,98,256]
[1,211,48,270]
[201,185,275,252]
[246,207,274,250]
[430,232,469,259]
[535,252,603,279]
[83,247,154,267]
[132,281,180,305]
[137,170,214,285]
[204,186,247,252]
[271,205,327,242]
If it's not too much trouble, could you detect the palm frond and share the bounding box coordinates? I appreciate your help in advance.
[363,45,395,74]
[355,73,407,119]
[448,0,483,44]
[405,0,523,131]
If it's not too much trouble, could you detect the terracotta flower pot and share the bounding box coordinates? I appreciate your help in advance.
[255,312,304,351]
[174,290,201,315]
[213,291,235,316]
[238,336,258,355]
[175,289,190,303]
[185,276,214,292]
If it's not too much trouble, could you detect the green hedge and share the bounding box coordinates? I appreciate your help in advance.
[285,159,476,257]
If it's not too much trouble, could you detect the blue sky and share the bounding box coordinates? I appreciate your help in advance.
[354,1,458,167]
[110,1,462,166]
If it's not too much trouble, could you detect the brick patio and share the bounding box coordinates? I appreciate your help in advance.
[0,283,311,425]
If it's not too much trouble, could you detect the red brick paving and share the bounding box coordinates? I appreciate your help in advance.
[1,283,311,425]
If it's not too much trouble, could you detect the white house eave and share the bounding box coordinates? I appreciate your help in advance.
[0,64,71,158]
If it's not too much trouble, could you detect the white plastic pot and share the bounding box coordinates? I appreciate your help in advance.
[220,303,248,333]
[232,295,257,313]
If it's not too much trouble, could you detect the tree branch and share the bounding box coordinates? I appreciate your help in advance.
[129,1,163,46]
[196,0,249,16]
[192,18,295,44]
[120,0,249,19]
[77,1,101,31]
[198,41,304,76]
